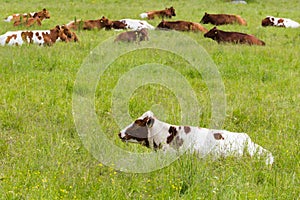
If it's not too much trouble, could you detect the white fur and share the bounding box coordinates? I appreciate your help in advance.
[119,19,155,30]
[267,16,300,28]
[119,111,274,165]
[140,13,148,19]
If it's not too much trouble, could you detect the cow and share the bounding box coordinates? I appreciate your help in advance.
[66,16,111,30]
[140,6,176,20]
[13,17,42,27]
[204,27,265,45]
[118,111,274,165]
[118,19,155,30]
[0,25,77,46]
[114,28,149,42]
[4,8,50,22]
[261,16,300,28]
[200,12,247,26]
[156,20,208,33]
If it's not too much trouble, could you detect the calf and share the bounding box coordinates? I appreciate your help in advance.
[114,28,149,42]
[204,27,265,45]
[4,8,50,22]
[200,12,247,26]
[118,111,274,165]
[0,25,77,46]
[261,16,300,28]
[140,6,176,20]
[156,20,208,33]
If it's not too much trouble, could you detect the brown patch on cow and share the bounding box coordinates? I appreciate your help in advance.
[5,34,17,44]
[278,18,284,24]
[21,31,34,43]
[213,133,224,140]
[184,126,191,134]
[167,126,177,144]
[36,32,39,36]
[38,36,42,40]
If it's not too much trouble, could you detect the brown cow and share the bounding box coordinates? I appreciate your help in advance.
[204,27,265,45]
[114,28,149,43]
[140,6,176,20]
[156,20,207,33]
[66,16,111,30]
[200,12,247,26]
[13,17,42,27]
[4,8,50,22]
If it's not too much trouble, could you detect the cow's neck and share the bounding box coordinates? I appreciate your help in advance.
[148,119,174,149]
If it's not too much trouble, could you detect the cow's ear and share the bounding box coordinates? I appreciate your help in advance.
[146,117,154,128]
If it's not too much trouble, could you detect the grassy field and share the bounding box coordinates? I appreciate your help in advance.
[1,0,300,199]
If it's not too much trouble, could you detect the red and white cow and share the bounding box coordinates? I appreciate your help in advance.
[4,8,50,22]
[261,16,300,28]
[118,111,274,165]
[0,25,77,46]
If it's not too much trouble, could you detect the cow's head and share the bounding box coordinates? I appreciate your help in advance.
[200,12,210,24]
[204,26,219,39]
[34,8,50,20]
[261,17,274,27]
[156,20,167,29]
[118,111,155,147]
[100,16,113,28]
[168,6,176,17]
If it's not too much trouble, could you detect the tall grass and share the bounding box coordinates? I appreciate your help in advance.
[1,0,299,199]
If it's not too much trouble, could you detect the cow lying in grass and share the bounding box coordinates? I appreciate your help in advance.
[140,6,176,20]
[204,27,265,45]
[4,8,50,23]
[261,16,300,28]
[0,25,78,46]
[156,20,208,33]
[118,111,274,165]
[13,17,42,27]
[118,19,155,30]
[114,28,149,42]
[200,12,247,26]
[66,17,109,30]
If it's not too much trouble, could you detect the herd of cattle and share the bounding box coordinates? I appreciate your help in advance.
[1,6,300,46]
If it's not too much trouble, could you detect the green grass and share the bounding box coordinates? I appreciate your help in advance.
[1,0,300,199]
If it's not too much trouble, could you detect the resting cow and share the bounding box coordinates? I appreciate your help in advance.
[13,17,42,27]
[4,8,50,22]
[156,20,208,33]
[0,25,77,46]
[118,19,155,30]
[200,12,247,26]
[140,6,176,20]
[114,28,149,42]
[66,17,109,30]
[118,111,274,165]
[204,27,265,45]
[261,16,300,28]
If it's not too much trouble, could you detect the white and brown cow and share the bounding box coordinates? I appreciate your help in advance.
[261,16,300,28]
[118,111,274,165]
[4,8,50,22]
[0,25,77,46]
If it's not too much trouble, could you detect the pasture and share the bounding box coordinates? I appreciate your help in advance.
[0,0,299,199]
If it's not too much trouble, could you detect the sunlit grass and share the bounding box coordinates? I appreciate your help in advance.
[1,0,300,199]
